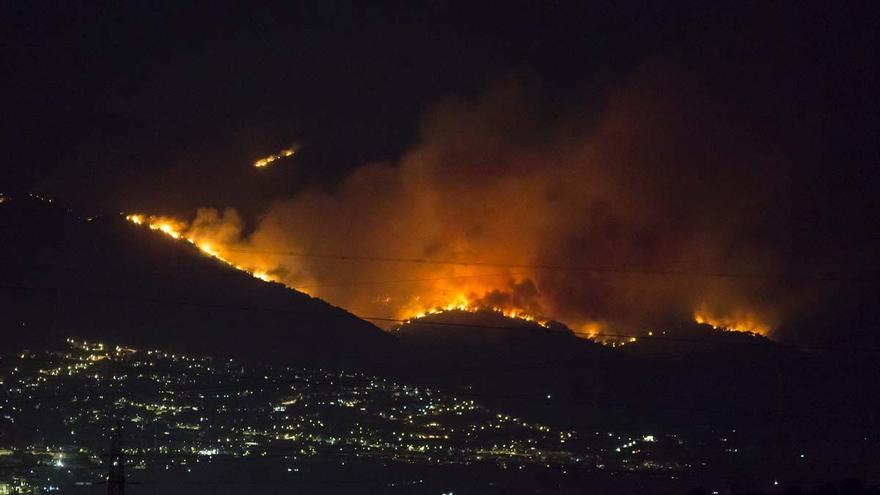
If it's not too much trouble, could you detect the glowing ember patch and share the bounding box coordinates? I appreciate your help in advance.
[693,307,769,335]
[125,214,144,225]
[574,322,604,339]
[254,145,299,168]
[403,296,549,328]
[153,222,183,239]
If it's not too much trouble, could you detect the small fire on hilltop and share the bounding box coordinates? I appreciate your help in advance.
[253,144,300,168]
[403,296,549,328]
[693,306,768,336]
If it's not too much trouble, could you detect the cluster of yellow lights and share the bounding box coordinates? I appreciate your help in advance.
[254,147,297,168]
[125,214,275,283]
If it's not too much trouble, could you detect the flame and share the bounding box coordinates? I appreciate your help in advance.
[693,306,769,335]
[254,145,299,168]
[402,293,549,327]
[126,209,770,341]
[125,214,281,286]
[574,322,605,339]
[126,212,553,330]
[151,219,186,240]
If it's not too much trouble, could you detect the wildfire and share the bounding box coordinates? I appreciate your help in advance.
[124,219,553,329]
[125,211,579,335]
[693,306,769,335]
[573,322,605,339]
[125,210,769,342]
[125,214,548,327]
[253,145,299,168]
[403,296,549,328]
[125,214,280,285]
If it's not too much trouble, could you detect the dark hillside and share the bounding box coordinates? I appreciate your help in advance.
[0,195,394,368]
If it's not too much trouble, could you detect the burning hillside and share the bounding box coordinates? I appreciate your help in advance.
[0,195,390,364]
[125,213,276,283]
[119,73,808,339]
[125,212,553,328]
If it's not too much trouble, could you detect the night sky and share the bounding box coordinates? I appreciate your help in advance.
[4,2,876,213]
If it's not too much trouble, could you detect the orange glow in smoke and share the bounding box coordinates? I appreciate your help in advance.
[693,306,769,335]
[125,211,770,340]
[125,214,282,287]
[125,212,554,328]
[401,292,549,327]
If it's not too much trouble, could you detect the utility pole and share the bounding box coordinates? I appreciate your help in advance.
[107,419,125,495]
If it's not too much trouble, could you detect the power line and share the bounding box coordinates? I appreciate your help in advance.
[12,194,866,283]
[295,271,535,289]
[223,247,868,282]
[1,283,878,355]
